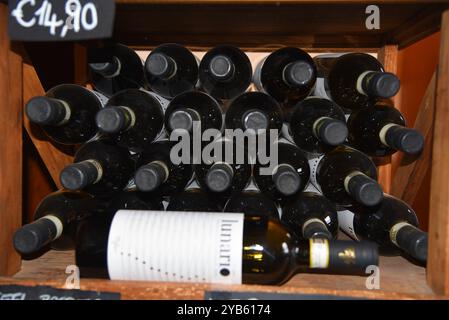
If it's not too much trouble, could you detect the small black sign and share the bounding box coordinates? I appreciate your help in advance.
[0,285,121,300]
[205,291,364,300]
[8,0,115,41]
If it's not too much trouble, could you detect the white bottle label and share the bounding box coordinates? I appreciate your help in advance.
[281,123,294,144]
[107,210,244,284]
[337,209,359,241]
[91,90,109,106]
[252,57,266,92]
[308,155,324,193]
[313,77,331,100]
[309,238,330,268]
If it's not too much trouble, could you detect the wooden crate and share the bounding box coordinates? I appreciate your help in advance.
[1,0,449,299]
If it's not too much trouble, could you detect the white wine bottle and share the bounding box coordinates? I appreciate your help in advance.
[76,210,379,284]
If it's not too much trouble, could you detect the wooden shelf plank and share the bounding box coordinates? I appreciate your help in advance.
[0,250,439,300]
[110,1,449,49]
[0,3,22,277]
[428,9,449,296]
[116,1,449,4]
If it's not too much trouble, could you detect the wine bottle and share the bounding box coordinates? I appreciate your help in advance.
[225,92,283,133]
[95,89,166,153]
[13,191,96,255]
[76,191,164,278]
[194,139,252,204]
[347,101,424,157]
[285,97,348,155]
[144,43,199,99]
[253,47,316,110]
[198,45,252,100]
[338,195,428,262]
[281,191,338,240]
[254,140,310,203]
[309,145,383,207]
[134,141,193,196]
[314,53,400,110]
[77,210,379,283]
[25,84,106,145]
[164,91,223,135]
[60,139,135,196]
[89,43,145,97]
[167,183,222,212]
[224,190,280,219]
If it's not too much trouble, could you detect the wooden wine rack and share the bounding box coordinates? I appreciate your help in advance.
[1,0,449,299]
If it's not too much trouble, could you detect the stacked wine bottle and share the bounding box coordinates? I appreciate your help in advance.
[15,43,427,286]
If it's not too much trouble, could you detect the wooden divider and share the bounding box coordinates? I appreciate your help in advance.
[391,73,436,204]
[0,3,22,276]
[376,45,399,194]
[22,60,74,187]
[428,9,449,296]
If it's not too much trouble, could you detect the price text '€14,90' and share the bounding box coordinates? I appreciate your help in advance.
[11,0,99,38]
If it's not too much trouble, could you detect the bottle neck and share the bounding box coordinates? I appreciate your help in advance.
[206,162,234,192]
[379,123,424,155]
[292,238,379,275]
[302,218,332,240]
[60,159,103,191]
[168,108,201,132]
[96,106,136,134]
[25,97,72,126]
[356,71,400,98]
[13,214,65,255]
[146,53,177,79]
[343,171,383,206]
[242,109,269,132]
[312,116,348,146]
[90,56,122,79]
[209,55,235,81]
[272,164,301,196]
[389,221,428,261]
[282,61,314,87]
[135,160,170,192]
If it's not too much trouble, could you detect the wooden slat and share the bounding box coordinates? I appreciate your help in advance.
[391,73,436,204]
[22,61,74,187]
[376,45,399,194]
[428,9,449,296]
[0,4,22,276]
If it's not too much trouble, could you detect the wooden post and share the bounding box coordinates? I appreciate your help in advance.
[377,45,399,194]
[428,9,449,296]
[0,3,22,276]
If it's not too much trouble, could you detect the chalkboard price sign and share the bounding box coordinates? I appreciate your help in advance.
[0,285,121,300]
[8,0,115,41]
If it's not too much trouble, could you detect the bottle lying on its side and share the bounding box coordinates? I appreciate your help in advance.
[76,210,379,284]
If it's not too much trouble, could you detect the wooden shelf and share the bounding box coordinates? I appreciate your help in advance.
[112,1,449,49]
[0,250,440,300]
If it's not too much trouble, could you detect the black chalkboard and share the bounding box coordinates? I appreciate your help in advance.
[205,291,364,300]
[8,0,115,41]
[0,284,121,300]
